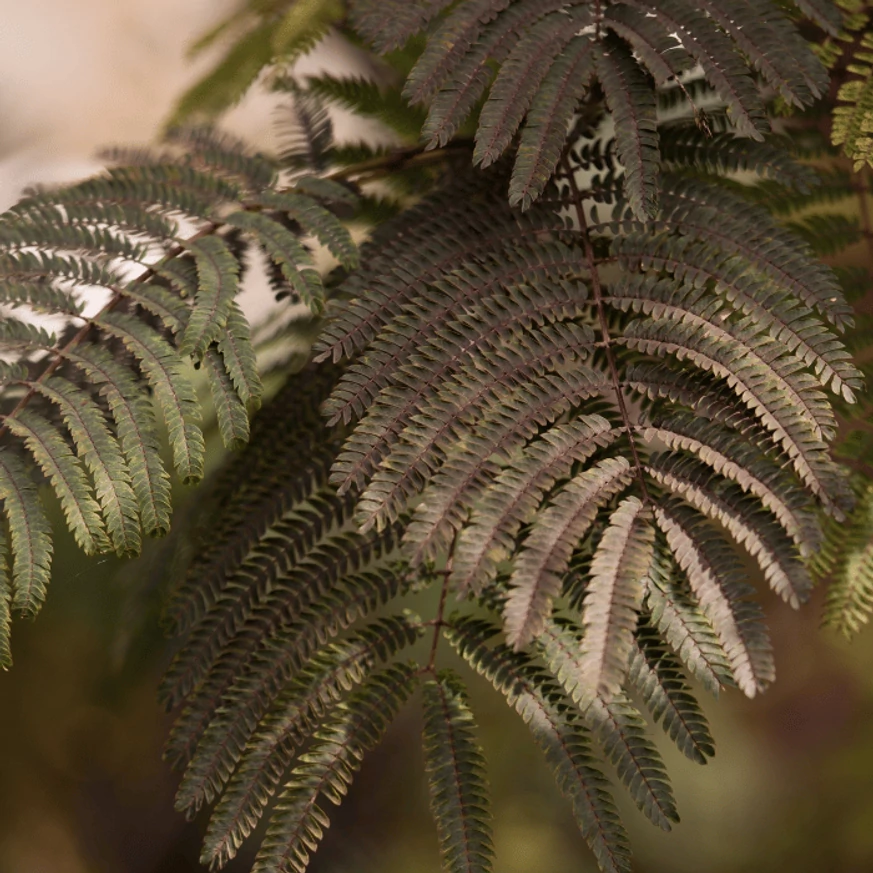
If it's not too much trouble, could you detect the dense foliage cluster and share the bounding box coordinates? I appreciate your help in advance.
[3,2,873,872]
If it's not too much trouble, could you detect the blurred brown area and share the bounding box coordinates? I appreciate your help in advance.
[2,4,873,873]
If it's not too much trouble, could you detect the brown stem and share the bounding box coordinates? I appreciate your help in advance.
[855,167,873,308]
[325,141,473,183]
[560,153,651,502]
[425,543,457,672]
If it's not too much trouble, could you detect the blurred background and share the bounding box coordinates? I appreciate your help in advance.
[2,3,873,872]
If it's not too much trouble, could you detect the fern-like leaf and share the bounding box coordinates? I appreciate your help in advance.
[195,616,422,868]
[504,457,635,648]
[629,618,715,764]
[4,409,109,555]
[446,616,632,873]
[180,236,241,358]
[594,37,659,219]
[35,377,141,555]
[537,617,679,830]
[452,415,620,596]
[0,449,53,614]
[509,33,595,210]
[654,502,774,697]
[577,497,655,701]
[818,479,873,637]
[421,670,495,873]
[250,663,418,873]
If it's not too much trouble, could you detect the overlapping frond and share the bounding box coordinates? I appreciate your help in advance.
[628,617,715,764]
[10,3,873,873]
[316,125,853,686]
[446,615,633,873]
[251,663,418,873]
[200,617,422,868]
[0,125,358,657]
[347,0,833,213]
[161,135,855,873]
[536,616,679,830]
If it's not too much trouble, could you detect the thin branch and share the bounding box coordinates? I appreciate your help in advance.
[326,141,474,182]
[560,152,651,503]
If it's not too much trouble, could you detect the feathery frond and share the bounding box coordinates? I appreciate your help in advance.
[348,0,831,212]
[421,670,495,873]
[18,7,865,873]
[0,122,357,657]
[446,615,633,873]
[251,663,418,873]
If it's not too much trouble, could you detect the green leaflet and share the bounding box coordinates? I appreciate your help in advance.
[166,127,278,192]
[0,119,361,666]
[57,165,241,220]
[255,190,359,270]
[825,7,873,168]
[292,175,359,207]
[34,377,141,556]
[96,312,205,485]
[272,0,345,56]
[306,73,429,141]
[421,671,495,873]
[204,349,250,449]
[817,478,873,638]
[180,235,242,359]
[218,301,263,410]
[63,344,173,538]
[4,409,109,555]
[224,210,324,313]
[0,449,53,614]
[0,220,150,264]
[169,20,276,128]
